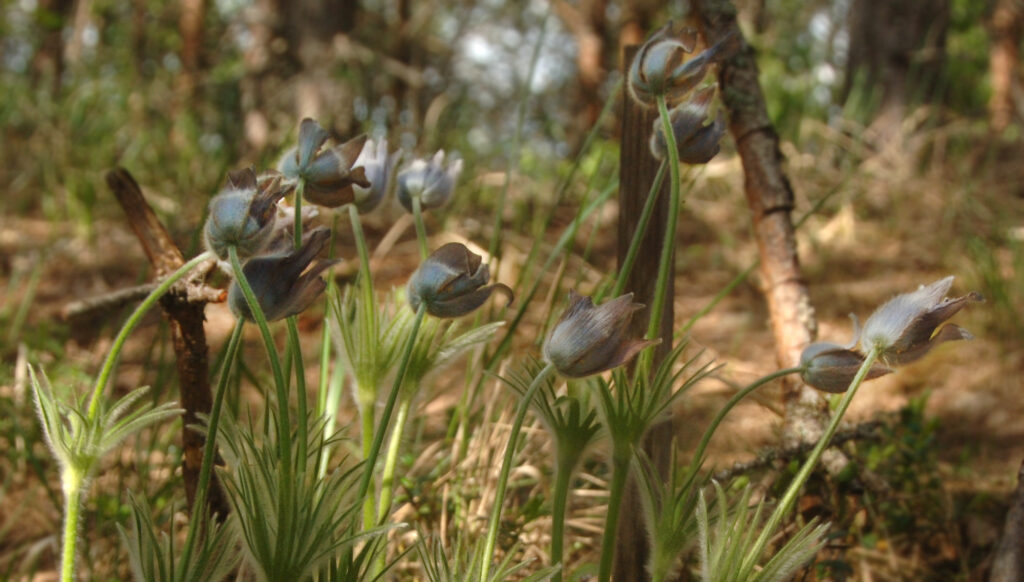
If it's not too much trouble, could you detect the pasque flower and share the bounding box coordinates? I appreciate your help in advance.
[407,242,513,318]
[204,168,290,261]
[278,118,371,207]
[543,290,659,379]
[627,22,734,108]
[228,227,340,322]
[351,137,402,214]
[800,276,981,392]
[648,85,726,164]
[396,150,462,213]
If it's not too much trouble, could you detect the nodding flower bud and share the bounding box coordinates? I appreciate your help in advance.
[628,22,735,108]
[352,137,402,214]
[799,342,891,393]
[542,290,659,379]
[227,227,340,322]
[277,118,371,208]
[204,168,290,261]
[649,85,726,164]
[407,242,513,318]
[396,150,462,213]
[859,276,982,366]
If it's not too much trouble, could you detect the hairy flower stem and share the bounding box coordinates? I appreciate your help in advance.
[550,448,576,582]
[644,95,683,346]
[286,319,308,471]
[688,367,804,475]
[59,469,84,582]
[598,450,632,582]
[740,348,881,574]
[411,195,429,259]
[481,362,557,581]
[87,251,214,419]
[612,160,668,298]
[228,246,293,473]
[294,178,306,248]
[356,304,427,516]
[377,397,412,522]
[180,321,245,569]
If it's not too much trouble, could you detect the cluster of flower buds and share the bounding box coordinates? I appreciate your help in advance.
[800,277,982,393]
[628,22,735,164]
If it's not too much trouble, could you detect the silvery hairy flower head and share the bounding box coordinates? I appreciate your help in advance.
[542,290,659,379]
[407,242,513,318]
[228,227,340,322]
[800,341,892,393]
[277,118,371,207]
[351,137,402,214]
[627,22,734,108]
[649,85,726,164]
[859,276,982,366]
[204,168,290,261]
[396,150,462,213]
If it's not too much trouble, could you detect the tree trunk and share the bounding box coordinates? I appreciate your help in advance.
[692,0,835,457]
[988,0,1022,132]
[177,0,206,102]
[30,0,74,93]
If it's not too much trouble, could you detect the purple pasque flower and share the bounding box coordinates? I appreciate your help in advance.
[627,22,734,108]
[407,242,513,318]
[396,150,462,213]
[204,168,290,261]
[649,85,726,164]
[542,290,659,379]
[277,118,371,208]
[351,137,402,214]
[228,227,340,322]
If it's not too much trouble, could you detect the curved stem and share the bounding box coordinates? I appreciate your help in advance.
[481,362,557,582]
[227,246,291,471]
[598,452,632,582]
[740,348,881,576]
[688,367,804,475]
[645,95,682,344]
[377,397,412,523]
[612,160,668,298]
[411,195,429,259]
[88,251,214,419]
[356,304,427,510]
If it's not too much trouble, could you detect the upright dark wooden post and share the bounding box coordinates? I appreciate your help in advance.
[613,45,675,582]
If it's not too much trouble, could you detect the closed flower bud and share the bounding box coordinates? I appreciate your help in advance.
[407,242,513,318]
[277,118,371,207]
[542,290,659,379]
[228,227,340,322]
[204,168,290,261]
[628,22,735,108]
[859,276,982,366]
[649,85,725,164]
[396,150,462,213]
[799,342,891,393]
[352,137,402,213]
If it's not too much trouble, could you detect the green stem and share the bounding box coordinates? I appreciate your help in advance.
[59,470,84,582]
[645,95,682,344]
[739,348,881,576]
[286,319,308,471]
[611,160,668,298]
[88,251,214,419]
[360,390,377,530]
[688,367,804,475]
[227,246,291,472]
[411,195,429,259]
[293,178,306,248]
[377,397,412,523]
[550,451,574,582]
[481,362,557,582]
[356,304,427,511]
[347,204,376,311]
[180,321,244,568]
[598,452,632,582]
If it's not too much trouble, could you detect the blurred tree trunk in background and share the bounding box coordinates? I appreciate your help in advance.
[177,0,206,102]
[31,0,74,93]
[988,0,1022,132]
[842,0,950,131]
[554,0,610,150]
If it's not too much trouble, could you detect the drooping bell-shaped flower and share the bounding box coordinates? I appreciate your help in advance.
[543,290,659,379]
[407,242,513,318]
[799,342,892,393]
[396,150,462,213]
[228,227,340,322]
[351,137,402,214]
[649,85,726,164]
[204,168,290,261]
[859,276,982,366]
[277,118,371,207]
[627,22,734,108]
